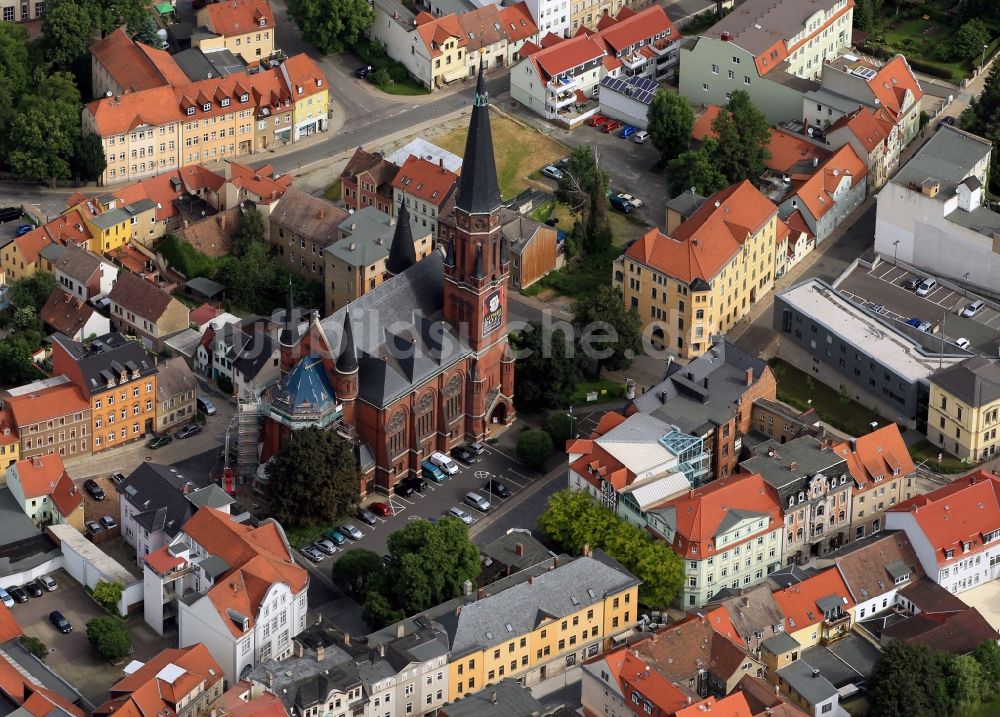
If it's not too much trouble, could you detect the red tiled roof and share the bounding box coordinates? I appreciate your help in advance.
[12,454,69,499]
[0,604,22,644]
[829,106,895,155]
[888,470,1000,566]
[189,303,221,326]
[539,32,563,48]
[790,143,867,220]
[833,423,914,493]
[219,682,288,717]
[650,473,782,558]
[567,411,630,491]
[144,546,186,575]
[691,104,721,142]
[765,128,830,173]
[677,694,752,717]
[4,383,90,428]
[90,28,187,93]
[596,647,689,716]
[531,34,606,81]
[865,55,923,118]
[392,155,459,207]
[50,470,83,518]
[225,161,292,205]
[500,2,538,42]
[882,607,999,656]
[11,227,53,265]
[202,0,273,35]
[0,409,17,447]
[773,567,854,632]
[598,5,675,54]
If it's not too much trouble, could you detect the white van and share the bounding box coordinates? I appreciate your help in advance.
[430,451,459,475]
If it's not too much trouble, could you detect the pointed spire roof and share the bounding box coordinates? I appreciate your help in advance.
[473,243,485,280]
[455,59,501,215]
[336,308,358,374]
[386,199,417,275]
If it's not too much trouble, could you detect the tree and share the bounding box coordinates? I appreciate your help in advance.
[556,146,612,256]
[131,13,162,48]
[43,0,98,70]
[383,517,481,610]
[233,208,266,258]
[0,23,30,144]
[959,62,1000,191]
[362,591,404,630]
[331,548,384,594]
[942,19,991,62]
[545,411,576,447]
[573,285,642,376]
[19,636,48,661]
[517,428,554,469]
[370,68,391,88]
[8,74,82,186]
[646,89,694,164]
[13,306,42,335]
[9,273,56,312]
[265,427,360,527]
[72,133,107,183]
[665,141,728,197]
[853,0,876,32]
[285,0,374,54]
[973,639,1000,689]
[868,641,949,717]
[0,337,39,387]
[710,91,771,184]
[511,322,586,410]
[86,617,132,661]
[93,580,124,614]
[218,241,277,310]
[947,654,986,714]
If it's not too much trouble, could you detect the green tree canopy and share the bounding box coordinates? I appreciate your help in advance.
[666,140,728,197]
[9,273,55,312]
[8,74,82,186]
[362,591,405,630]
[20,636,48,661]
[942,19,991,62]
[233,208,267,257]
[947,654,986,714]
[384,517,481,610]
[867,641,949,717]
[573,285,642,376]
[544,411,577,447]
[0,337,40,387]
[710,91,772,184]
[86,617,132,661]
[218,241,278,310]
[72,134,107,183]
[286,0,374,54]
[511,322,586,410]
[93,580,124,613]
[959,61,1000,192]
[265,427,360,527]
[646,89,694,164]
[331,548,385,595]
[973,639,1000,689]
[0,23,30,138]
[43,0,99,70]
[517,428,554,469]
[556,146,612,257]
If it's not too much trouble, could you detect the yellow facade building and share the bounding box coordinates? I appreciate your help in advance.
[927,356,1000,462]
[195,0,275,65]
[614,180,778,359]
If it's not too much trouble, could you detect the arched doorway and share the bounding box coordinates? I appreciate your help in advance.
[489,402,509,428]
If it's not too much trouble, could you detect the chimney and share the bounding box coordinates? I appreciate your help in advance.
[515,542,524,556]
[295,641,304,658]
[343,632,351,646]
[319,208,325,220]
[745,367,754,386]
[789,461,798,472]
[490,692,497,705]
[583,543,592,557]
[219,212,227,229]
[529,575,535,585]
[477,587,486,600]
[812,669,820,678]
[378,643,385,657]
[267,671,274,688]
[397,623,405,638]
[316,644,325,662]
[703,376,709,389]
[774,683,779,696]
[439,157,444,168]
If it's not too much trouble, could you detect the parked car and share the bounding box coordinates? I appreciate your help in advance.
[176,424,202,439]
[83,479,105,501]
[49,610,72,634]
[85,520,103,534]
[601,120,623,134]
[907,318,932,332]
[420,461,446,483]
[609,194,634,214]
[962,299,986,318]
[299,546,324,563]
[324,530,348,546]
[147,434,172,449]
[400,475,428,493]
[100,515,117,529]
[588,114,608,127]
[430,451,459,475]
[467,442,486,455]
[617,193,643,208]
[8,586,27,603]
[452,446,478,465]
[196,396,216,416]
[110,472,126,487]
[369,501,392,517]
[39,575,58,592]
[340,524,364,541]
[619,125,637,139]
[632,130,649,143]
[447,507,474,525]
[484,480,511,498]
[902,277,921,291]
[937,116,956,129]
[25,580,43,598]
[0,588,12,608]
[540,165,564,180]
[393,481,415,498]
[870,303,886,315]
[355,65,372,79]
[464,492,491,513]
[14,224,33,237]
[955,337,972,350]
[915,277,937,296]
[356,507,378,525]
[314,539,338,556]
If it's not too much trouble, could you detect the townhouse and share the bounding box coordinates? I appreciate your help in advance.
[90,27,192,100]
[339,148,400,214]
[926,356,1000,462]
[268,187,349,282]
[886,470,1000,595]
[0,227,54,283]
[39,287,110,342]
[678,0,853,123]
[108,271,191,350]
[83,37,328,185]
[4,454,84,530]
[369,0,538,90]
[2,378,92,460]
[53,244,118,301]
[703,583,787,657]
[511,6,679,125]
[566,411,707,525]
[741,435,854,563]
[51,332,159,452]
[0,0,42,23]
[633,337,776,480]
[0,409,19,470]
[646,473,784,608]
[825,106,899,191]
[94,644,225,717]
[581,646,690,717]
[614,181,778,360]
[155,356,198,433]
[195,0,275,65]
[391,155,459,236]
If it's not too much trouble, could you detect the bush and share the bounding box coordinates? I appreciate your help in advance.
[20,636,47,660]
[370,68,392,87]
[517,428,554,469]
[906,57,959,79]
[92,580,124,614]
[86,617,132,661]
[545,411,576,447]
[156,234,219,279]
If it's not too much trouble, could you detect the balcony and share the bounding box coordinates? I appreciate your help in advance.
[549,90,577,108]
[547,74,578,93]
[621,53,647,71]
[650,38,675,55]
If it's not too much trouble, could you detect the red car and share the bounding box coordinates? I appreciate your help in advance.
[602,120,623,134]
[369,501,392,517]
[589,114,608,127]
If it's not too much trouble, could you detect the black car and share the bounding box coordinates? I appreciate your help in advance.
[902,277,921,291]
[49,610,72,634]
[393,482,415,498]
[8,586,28,603]
[357,507,378,525]
[176,424,202,439]
[484,480,511,499]
[937,115,956,130]
[83,479,106,501]
[401,475,428,493]
[451,446,478,465]
[25,580,43,598]
[355,65,372,79]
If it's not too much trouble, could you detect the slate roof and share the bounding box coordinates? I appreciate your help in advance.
[385,201,417,275]
[776,659,837,706]
[53,243,104,284]
[440,678,544,717]
[269,355,338,418]
[51,332,157,397]
[455,64,501,215]
[479,530,555,573]
[119,463,225,540]
[929,356,1000,407]
[740,435,847,499]
[761,631,800,655]
[232,330,276,382]
[328,207,428,268]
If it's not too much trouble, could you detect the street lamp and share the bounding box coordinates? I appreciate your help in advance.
[893,239,900,266]
[982,43,989,72]
[963,272,970,296]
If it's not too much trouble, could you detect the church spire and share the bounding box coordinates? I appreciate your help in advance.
[336,308,358,374]
[385,198,417,275]
[455,58,501,214]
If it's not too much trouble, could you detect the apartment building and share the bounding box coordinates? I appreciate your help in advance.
[0,227,55,284]
[195,0,275,65]
[268,187,349,282]
[156,357,198,433]
[772,567,855,652]
[90,27,191,99]
[0,410,19,470]
[51,333,159,452]
[633,337,776,480]
[391,155,459,236]
[109,271,191,350]
[614,181,778,359]
[886,470,1000,595]
[678,0,853,122]
[0,0,43,23]
[2,378,92,460]
[5,454,84,530]
[824,106,899,191]
[581,646,690,717]
[741,435,854,563]
[927,356,1000,462]
[339,148,399,214]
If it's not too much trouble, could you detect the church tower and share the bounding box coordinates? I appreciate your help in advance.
[443,60,515,436]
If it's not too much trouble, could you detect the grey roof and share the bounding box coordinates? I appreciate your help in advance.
[892,125,992,199]
[666,188,707,218]
[761,631,800,655]
[383,620,450,670]
[740,435,847,498]
[702,0,844,55]
[336,310,358,373]
[317,250,473,407]
[499,209,549,255]
[479,530,555,573]
[328,207,428,267]
[708,584,785,643]
[440,678,544,717]
[0,637,86,708]
[270,187,348,246]
[801,634,881,687]
[50,332,157,398]
[816,594,844,614]
[632,338,769,435]
[118,463,214,538]
[187,484,235,509]
[185,276,226,299]
[385,200,417,275]
[776,659,838,706]
[232,330,276,380]
[89,208,129,230]
[803,87,865,114]
[155,355,198,401]
[885,559,910,582]
[125,198,156,215]
[54,243,103,283]
[766,563,819,590]
[199,554,231,579]
[38,242,65,264]
[249,634,355,713]
[173,47,245,81]
[0,487,62,577]
[929,356,1000,407]
[455,64,501,214]
[715,508,769,537]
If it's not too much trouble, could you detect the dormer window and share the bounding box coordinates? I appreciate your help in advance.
[297,86,303,94]
[316,78,323,87]
[945,549,955,559]
[202,103,211,111]
[259,17,266,25]
[221,98,230,107]
[240,93,249,102]
[186,107,195,116]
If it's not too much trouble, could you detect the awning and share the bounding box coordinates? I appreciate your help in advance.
[155,2,174,14]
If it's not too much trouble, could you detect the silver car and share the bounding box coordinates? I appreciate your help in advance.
[39,575,58,592]
[448,507,474,525]
[464,492,491,513]
[340,524,364,540]
[299,546,324,563]
[314,539,338,556]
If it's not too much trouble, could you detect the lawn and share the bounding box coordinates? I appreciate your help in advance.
[875,17,969,81]
[352,38,430,96]
[570,379,626,405]
[909,438,969,474]
[433,113,569,200]
[284,518,347,549]
[156,234,220,279]
[769,359,883,438]
[962,693,1000,717]
[323,178,342,202]
[524,243,621,299]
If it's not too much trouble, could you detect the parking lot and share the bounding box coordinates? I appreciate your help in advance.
[837,262,1000,352]
[298,443,544,562]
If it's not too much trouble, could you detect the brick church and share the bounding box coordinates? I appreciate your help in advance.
[262,65,516,496]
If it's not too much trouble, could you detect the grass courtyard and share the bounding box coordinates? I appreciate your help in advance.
[768,359,884,438]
